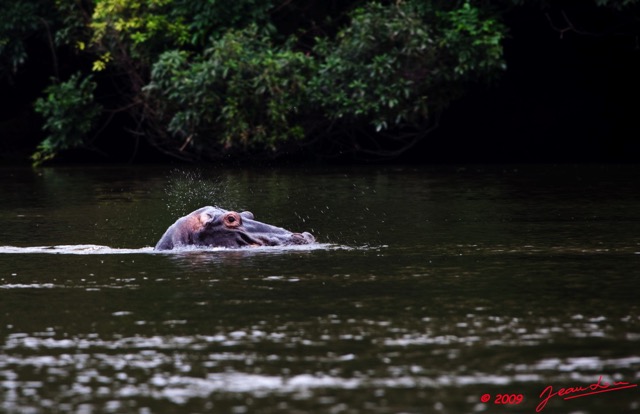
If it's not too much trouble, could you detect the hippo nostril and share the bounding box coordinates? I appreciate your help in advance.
[290,232,313,245]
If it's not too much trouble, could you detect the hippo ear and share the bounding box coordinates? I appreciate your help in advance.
[240,211,254,220]
[199,211,215,225]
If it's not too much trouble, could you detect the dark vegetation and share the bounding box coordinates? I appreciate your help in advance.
[1,0,639,165]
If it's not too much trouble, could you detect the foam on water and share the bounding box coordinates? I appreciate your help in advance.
[0,245,154,255]
[0,243,360,255]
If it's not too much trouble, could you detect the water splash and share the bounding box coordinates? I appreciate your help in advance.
[163,169,239,217]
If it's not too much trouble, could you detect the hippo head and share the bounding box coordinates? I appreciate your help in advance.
[155,206,315,250]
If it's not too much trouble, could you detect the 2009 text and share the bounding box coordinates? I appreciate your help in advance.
[494,394,524,405]
[479,394,524,405]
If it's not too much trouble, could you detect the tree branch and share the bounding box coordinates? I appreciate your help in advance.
[38,17,59,80]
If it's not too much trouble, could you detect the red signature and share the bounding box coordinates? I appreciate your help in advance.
[536,376,638,412]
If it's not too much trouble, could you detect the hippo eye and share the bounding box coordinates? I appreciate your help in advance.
[223,212,242,228]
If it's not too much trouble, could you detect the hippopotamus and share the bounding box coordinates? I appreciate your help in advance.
[155,206,315,250]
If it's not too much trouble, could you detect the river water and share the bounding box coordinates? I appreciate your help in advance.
[0,165,639,413]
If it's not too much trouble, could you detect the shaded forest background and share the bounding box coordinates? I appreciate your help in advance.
[1,0,639,165]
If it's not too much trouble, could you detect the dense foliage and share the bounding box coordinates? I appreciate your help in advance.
[32,72,102,165]
[1,0,637,163]
[309,1,505,156]
[146,26,314,159]
[144,1,506,159]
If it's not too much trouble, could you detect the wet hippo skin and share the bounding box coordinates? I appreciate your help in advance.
[155,206,315,250]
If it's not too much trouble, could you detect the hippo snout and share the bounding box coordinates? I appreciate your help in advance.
[290,232,315,245]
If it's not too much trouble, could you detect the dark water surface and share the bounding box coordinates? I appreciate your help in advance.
[1,165,639,413]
